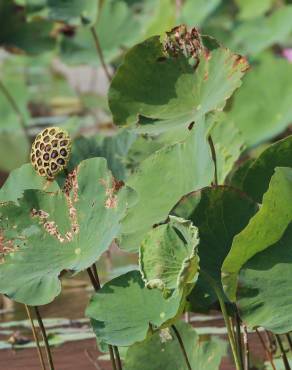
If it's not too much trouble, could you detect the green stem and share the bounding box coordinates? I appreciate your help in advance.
[90,27,112,82]
[235,310,244,369]
[172,325,192,370]
[286,333,292,352]
[87,266,118,370]
[242,325,249,370]
[275,334,291,370]
[0,79,30,144]
[256,329,276,370]
[113,346,123,370]
[34,306,55,370]
[24,305,46,370]
[202,271,242,370]
[109,345,117,370]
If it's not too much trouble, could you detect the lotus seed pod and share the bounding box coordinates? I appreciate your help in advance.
[30,127,72,180]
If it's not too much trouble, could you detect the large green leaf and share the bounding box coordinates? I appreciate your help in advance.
[0,164,59,203]
[228,55,292,147]
[86,270,182,346]
[19,0,98,26]
[109,33,248,134]
[236,223,292,333]
[140,216,199,297]
[222,167,292,301]
[230,6,292,55]
[120,122,214,251]
[241,136,292,202]
[0,158,135,305]
[172,186,257,311]
[124,321,227,370]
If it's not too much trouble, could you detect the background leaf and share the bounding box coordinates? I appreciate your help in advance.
[228,54,292,148]
[234,0,273,20]
[0,1,55,54]
[229,6,292,55]
[180,0,221,27]
[20,0,98,26]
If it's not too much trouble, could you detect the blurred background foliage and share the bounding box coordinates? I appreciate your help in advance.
[0,0,292,183]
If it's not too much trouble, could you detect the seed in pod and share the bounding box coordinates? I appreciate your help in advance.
[30,127,72,180]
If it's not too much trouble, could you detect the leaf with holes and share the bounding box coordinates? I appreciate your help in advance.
[0,158,135,305]
[109,29,248,134]
[140,216,200,298]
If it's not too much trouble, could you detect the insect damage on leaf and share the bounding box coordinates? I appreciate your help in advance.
[100,177,124,209]
[163,25,202,64]
[30,127,72,180]
[31,169,80,243]
[0,231,16,263]
[229,54,250,77]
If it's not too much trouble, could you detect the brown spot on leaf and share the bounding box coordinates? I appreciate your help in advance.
[188,121,195,130]
[100,177,123,209]
[233,54,249,73]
